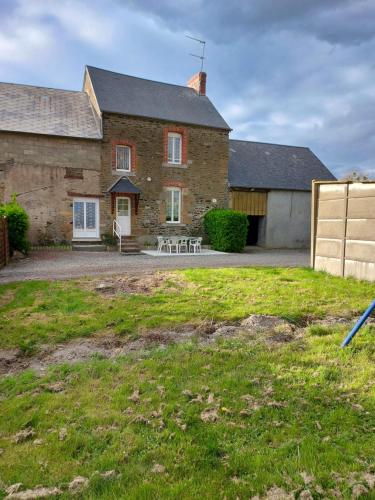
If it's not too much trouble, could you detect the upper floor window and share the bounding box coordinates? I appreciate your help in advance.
[116,145,131,172]
[167,132,182,164]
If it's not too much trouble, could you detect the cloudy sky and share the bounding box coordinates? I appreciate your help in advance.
[0,0,374,178]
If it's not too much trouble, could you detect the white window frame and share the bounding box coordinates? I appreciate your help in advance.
[167,132,182,165]
[166,187,181,224]
[116,145,131,172]
[73,197,100,239]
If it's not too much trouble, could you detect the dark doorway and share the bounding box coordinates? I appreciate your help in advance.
[246,216,260,245]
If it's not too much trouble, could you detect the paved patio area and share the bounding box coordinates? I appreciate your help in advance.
[0,247,310,283]
[142,249,227,257]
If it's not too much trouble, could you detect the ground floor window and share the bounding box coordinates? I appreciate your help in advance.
[166,187,181,223]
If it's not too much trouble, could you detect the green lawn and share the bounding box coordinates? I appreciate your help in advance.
[1,267,375,352]
[0,325,374,498]
[0,268,375,498]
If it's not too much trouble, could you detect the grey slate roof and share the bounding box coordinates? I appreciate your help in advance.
[86,66,230,130]
[229,139,336,191]
[0,82,101,139]
[108,177,141,194]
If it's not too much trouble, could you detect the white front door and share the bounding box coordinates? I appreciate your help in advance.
[73,198,100,239]
[116,197,131,236]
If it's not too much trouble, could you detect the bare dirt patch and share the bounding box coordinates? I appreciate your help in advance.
[0,325,200,376]
[78,272,188,297]
[0,348,23,375]
[240,314,294,334]
[312,315,375,327]
[0,315,354,377]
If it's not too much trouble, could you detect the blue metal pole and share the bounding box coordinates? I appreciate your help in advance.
[341,299,375,347]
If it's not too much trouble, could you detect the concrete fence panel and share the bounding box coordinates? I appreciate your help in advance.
[311,180,375,282]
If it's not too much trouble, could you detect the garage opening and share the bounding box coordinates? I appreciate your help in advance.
[247,215,261,245]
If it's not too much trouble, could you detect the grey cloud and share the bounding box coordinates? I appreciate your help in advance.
[121,0,375,46]
[0,0,374,177]
[212,26,375,177]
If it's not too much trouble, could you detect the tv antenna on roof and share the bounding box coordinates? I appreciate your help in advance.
[186,34,206,72]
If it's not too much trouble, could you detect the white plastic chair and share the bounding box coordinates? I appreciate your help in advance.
[167,237,179,254]
[179,237,189,253]
[189,237,202,253]
[157,236,168,253]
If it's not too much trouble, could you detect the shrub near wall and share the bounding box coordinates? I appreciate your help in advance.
[0,196,30,255]
[204,209,248,252]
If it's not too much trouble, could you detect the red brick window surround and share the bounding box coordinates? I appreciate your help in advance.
[164,180,187,188]
[112,141,136,172]
[163,127,188,165]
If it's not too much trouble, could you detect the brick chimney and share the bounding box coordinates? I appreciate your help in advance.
[187,71,206,96]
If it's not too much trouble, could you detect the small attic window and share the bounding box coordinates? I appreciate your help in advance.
[230,148,236,153]
[265,151,271,155]
[40,95,51,113]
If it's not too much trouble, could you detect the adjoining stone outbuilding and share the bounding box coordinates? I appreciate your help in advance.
[228,139,336,248]
[0,83,102,244]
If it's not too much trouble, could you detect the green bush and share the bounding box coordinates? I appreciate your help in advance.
[0,196,30,255]
[204,208,248,252]
[101,233,117,247]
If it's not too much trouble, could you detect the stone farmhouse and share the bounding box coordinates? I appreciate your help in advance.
[0,66,335,251]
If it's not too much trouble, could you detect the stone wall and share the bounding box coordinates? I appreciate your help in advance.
[101,113,229,243]
[0,131,102,243]
[0,113,229,245]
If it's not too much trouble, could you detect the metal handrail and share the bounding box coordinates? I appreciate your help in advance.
[113,218,122,253]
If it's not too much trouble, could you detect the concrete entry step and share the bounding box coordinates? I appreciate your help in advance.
[71,239,103,245]
[72,244,107,252]
[118,235,141,254]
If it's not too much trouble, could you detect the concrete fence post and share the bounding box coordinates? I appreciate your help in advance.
[340,183,349,278]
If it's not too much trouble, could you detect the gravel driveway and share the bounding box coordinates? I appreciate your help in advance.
[0,247,310,283]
